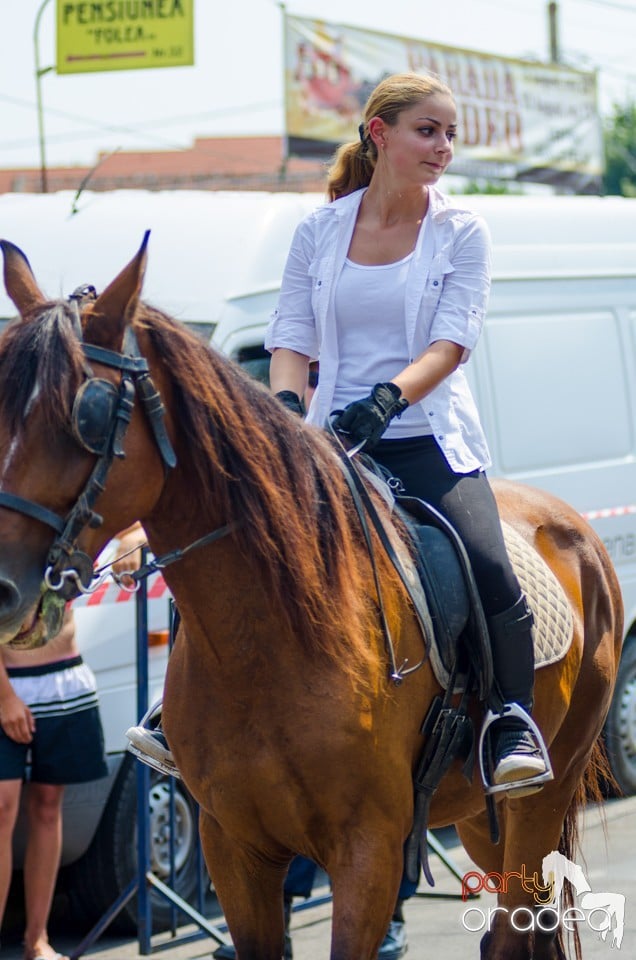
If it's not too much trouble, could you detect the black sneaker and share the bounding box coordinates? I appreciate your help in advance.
[492,724,547,798]
[377,920,408,960]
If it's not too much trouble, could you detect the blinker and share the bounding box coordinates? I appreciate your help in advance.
[71,378,119,455]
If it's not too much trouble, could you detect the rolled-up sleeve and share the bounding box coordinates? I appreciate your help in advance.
[428,214,492,361]
[265,220,320,359]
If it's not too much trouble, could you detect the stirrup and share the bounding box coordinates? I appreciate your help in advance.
[478,703,554,796]
[126,698,180,779]
[126,735,182,779]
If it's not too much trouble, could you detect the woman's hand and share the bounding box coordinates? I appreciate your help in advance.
[332,382,408,451]
[0,689,35,743]
[112,522,147,585]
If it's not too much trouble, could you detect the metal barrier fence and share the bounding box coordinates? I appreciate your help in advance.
[70,570,468,959]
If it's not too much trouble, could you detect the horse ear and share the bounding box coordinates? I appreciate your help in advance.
[83,231,150,348]
[0,239,47,317]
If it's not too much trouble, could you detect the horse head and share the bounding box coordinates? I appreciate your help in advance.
[0,235,172,648]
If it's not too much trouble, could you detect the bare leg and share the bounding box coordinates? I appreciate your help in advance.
[0,779,22,926]
[22,782,66,960]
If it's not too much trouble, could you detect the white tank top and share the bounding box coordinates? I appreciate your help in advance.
[333,253,432,438]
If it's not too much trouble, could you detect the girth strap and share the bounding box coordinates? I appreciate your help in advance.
[404,654,475,887]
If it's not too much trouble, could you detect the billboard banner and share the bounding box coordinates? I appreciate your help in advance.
[56,0,194,74]
[284,14,603,193]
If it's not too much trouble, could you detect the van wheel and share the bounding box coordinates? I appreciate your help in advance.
[65,755,203,934]
[604,634,636,796]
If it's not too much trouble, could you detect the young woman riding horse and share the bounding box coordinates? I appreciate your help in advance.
[0,223,622,960]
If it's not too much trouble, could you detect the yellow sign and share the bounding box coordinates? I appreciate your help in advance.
[56,1,194,74]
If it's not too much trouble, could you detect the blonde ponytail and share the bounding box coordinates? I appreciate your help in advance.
[326,136,377,201]
[325,72,454,202]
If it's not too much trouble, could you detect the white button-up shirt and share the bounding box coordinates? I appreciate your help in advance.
[266,186,493,473]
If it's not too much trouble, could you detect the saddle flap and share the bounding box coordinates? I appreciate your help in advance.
[396,506,471,675]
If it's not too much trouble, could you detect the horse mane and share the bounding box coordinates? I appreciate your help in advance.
[0,297,407,686]
[0,302,86,435]
[136,304,408,687]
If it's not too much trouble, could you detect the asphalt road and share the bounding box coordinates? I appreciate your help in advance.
[3,795,635,960]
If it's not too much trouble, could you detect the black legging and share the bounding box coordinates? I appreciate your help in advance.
[373,435,521,617]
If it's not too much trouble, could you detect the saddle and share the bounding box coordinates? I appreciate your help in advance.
[396,495,574,689]
[335,447,573,884]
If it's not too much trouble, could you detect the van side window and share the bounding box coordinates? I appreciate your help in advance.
[236,345,271,386]
[483,310,631,472]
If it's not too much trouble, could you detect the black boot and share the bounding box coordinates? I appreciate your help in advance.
[484,596,550,797]
[213,896,293,959]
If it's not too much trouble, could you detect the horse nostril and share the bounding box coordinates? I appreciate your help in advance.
[0,578,21,617]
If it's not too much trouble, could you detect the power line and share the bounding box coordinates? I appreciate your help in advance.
[0,92,177,148]
[0,92,281,154]
[574,0,636,12]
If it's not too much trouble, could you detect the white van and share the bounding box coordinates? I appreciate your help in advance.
[1,189,635,926]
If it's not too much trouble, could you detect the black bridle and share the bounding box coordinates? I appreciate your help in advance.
[0,287,177,601]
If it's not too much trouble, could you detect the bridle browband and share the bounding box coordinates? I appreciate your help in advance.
[0,286,177,600]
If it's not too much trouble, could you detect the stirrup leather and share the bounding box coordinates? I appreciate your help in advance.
[137,697,163,729]
[478,703,554,796]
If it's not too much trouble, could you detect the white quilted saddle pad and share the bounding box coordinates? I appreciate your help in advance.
[502,521,574,670]
[427,520,574,690]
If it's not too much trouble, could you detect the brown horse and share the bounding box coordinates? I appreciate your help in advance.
[0,236,623,960]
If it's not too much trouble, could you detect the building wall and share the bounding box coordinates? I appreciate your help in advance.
[0,136,329,195]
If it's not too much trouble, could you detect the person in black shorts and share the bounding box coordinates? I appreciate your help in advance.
[0,605,107,960]
[0,522,146,960]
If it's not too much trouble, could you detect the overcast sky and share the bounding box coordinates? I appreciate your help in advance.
[1,0,634,171]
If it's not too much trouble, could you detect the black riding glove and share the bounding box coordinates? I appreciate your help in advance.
[332,382,409,452]
[275,390,304,416]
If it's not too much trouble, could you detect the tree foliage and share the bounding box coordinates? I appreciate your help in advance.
[603,102,636,197]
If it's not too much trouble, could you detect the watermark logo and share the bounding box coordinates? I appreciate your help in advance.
[460,850,625,949]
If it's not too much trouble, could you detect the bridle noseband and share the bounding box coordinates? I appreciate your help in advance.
[0,286,177,601]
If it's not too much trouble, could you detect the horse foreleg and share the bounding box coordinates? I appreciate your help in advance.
[199,811,289,960]
[327,841,403,960]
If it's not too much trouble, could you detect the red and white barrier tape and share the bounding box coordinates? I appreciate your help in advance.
[581,505,636,521]
[72,572,169,608]
[72,505,635,607]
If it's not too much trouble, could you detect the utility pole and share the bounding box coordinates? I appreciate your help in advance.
[34,0,54,193]
[548,1,560,64]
